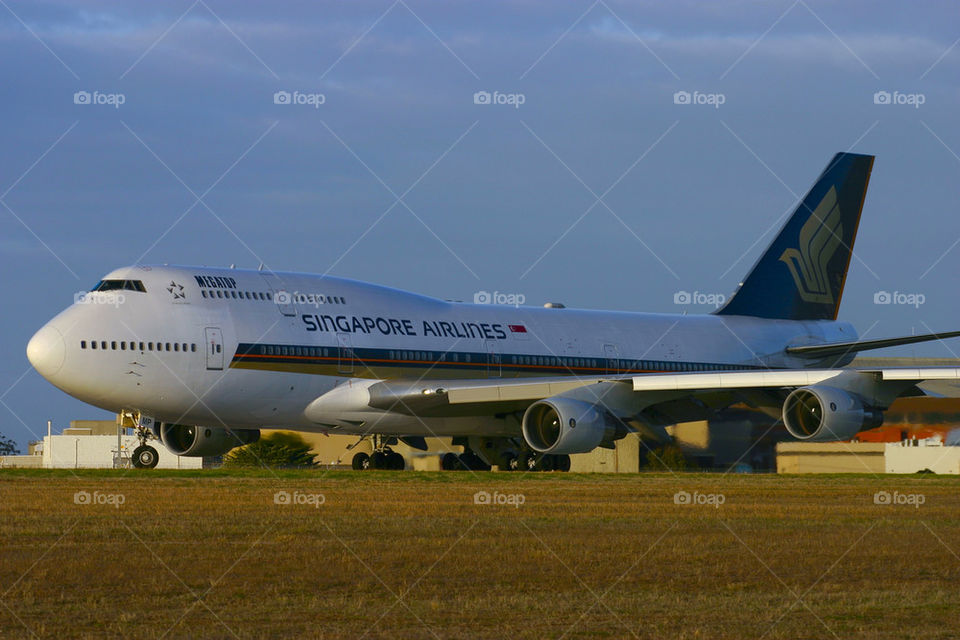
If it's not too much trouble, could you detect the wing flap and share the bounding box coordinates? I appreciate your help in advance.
[446,379,610,404]
[631,369,847,391]
[881,367,960,380]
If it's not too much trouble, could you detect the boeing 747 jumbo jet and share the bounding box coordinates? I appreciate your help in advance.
[26,153,960,470]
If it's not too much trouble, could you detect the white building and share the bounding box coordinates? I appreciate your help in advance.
[39,434,201,469]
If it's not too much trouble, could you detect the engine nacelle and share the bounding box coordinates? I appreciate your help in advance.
[159,423,260,457]
[782,386,883,442]
[522,397,625,454]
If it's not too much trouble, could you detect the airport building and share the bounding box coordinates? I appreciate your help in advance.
[776,438,960,474]
[0,419,201,469]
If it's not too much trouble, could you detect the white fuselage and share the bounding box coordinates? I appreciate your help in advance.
[27,265,858,437]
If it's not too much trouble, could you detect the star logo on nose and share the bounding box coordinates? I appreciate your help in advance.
[167,281,185,300]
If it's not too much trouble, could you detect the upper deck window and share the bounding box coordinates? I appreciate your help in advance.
[92,279,146,293]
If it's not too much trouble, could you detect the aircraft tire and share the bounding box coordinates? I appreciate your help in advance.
[441,452,460,470]
[536,454,555,472]
[517,451,536,472]
[387,451,405,470]
[371,451,388,469]
[352,452,370,470]
[132,445,159,469]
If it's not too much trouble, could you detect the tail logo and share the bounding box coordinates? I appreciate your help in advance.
[778,186,842,304]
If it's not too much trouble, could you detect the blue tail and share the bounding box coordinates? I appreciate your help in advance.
[716,152,874,321]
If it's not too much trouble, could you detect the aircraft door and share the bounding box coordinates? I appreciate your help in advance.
[603,343,619,374]
[485,340,501,377]
[337,333,354,374]
[259,272,296,317]
[205,327,224,370]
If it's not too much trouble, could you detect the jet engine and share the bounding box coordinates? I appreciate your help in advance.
[782,386,882,442]
[158,423,260,457]
[521,397,626,454]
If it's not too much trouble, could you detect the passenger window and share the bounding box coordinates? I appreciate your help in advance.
[91,341,97,350]
[165,343,171,351]
[80,341,87,349]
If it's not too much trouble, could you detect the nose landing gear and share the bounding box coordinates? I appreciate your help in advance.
[125,411,159,469]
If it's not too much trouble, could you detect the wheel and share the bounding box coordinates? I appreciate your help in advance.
[517,451,536,472]
[441,452,460,470]
[371,451,388,469]
[553,454,571,472]
[388,451,405,470]
[132,445,159,469]
[536,454,555,472]
[460,452,490,471]
[352,452,370,470]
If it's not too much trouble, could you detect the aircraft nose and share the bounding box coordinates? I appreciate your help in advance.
[27,324,65,378]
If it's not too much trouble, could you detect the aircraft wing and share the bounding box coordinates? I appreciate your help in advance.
[306,367,960,423]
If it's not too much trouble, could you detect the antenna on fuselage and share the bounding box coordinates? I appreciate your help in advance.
[258,263,264,271]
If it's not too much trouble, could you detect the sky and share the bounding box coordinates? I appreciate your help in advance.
[1,1,958,450]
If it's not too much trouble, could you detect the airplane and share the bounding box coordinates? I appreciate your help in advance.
[26,152,960,470]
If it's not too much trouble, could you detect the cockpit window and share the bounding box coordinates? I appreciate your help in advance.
[91,279,146,293]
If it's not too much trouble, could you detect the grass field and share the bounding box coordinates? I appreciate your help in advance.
[1,469,959,639]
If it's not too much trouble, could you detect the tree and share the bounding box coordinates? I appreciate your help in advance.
[222,431,318,469]
[0,432,20,456]
[644,444,690,471]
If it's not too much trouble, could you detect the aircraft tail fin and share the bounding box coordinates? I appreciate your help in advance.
[716,152,874,321]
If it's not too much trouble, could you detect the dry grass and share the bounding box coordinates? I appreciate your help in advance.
[2,469,959,639]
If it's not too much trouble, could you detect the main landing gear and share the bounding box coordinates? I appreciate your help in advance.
[446,436,571,472]
[510,451,571,472]
[345,435,571,472]
[350,435,406,470]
